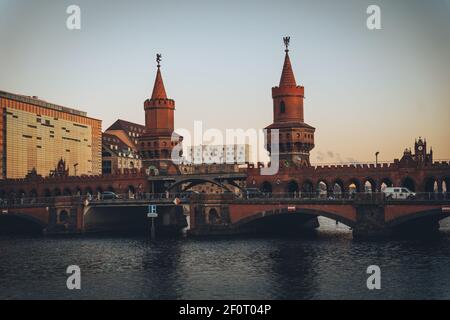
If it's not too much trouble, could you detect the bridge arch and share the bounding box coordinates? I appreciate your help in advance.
[233,207,356,230]
[0,214,46,235]
[388,208,450,228]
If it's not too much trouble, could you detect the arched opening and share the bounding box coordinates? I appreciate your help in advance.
[402,177,416,192]
[53,188,61,197]
[380,178,393,191]
[261,181,272,194]
[347,179,361,195]
[30,189,38,199]
[44,189,51,197]
[364,179,376,193]
[75,188,82,196]
[209,208,219,225]
[316,180,328,198]
[443,178,449,196]
[424,177,438,193]
[107,186,115,192]
[128,185,136,199]
[84,187,93,196]
[59,210,69,223]
[332,180,344,198]
[286,180,299,195]
[301,180,314,195]
[63,188,72,196]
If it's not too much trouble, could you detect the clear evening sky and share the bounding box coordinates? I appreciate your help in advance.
[1,0,449,163]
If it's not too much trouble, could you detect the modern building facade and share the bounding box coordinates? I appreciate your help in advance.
[0,91,102,179]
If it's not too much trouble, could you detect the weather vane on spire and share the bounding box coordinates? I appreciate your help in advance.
[283,36,290,52]
[156,53,162,68]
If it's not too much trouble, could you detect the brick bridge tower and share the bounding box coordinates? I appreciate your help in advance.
[265,37,315,167]
[138,54,182,173]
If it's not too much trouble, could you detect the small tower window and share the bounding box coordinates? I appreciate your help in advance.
[280,101,286,114]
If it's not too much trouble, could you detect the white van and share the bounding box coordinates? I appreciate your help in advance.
[383,187,416,200]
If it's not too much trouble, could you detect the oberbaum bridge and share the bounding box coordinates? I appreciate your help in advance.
[1,38,449,239]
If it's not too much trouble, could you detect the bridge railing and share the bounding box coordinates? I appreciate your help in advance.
[0,196,57,208]
[1,191,449,208]
[238,192,450,202]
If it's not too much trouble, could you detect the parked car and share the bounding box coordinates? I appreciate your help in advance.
[383,187,416,200]
[243,188,264,199]
[101,191,121,200]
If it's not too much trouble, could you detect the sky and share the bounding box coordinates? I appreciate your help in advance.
[0,0,449,163]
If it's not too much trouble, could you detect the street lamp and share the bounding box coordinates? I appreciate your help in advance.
[375,152,380,167]
[73,163,79,176]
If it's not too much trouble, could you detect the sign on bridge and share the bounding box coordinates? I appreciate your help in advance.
[147,205,158,218]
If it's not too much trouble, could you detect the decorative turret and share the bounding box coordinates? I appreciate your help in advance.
[265,37,315,167]
[138,54,182,176]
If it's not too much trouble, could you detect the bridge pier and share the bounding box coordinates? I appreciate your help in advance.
[352,204,392,239]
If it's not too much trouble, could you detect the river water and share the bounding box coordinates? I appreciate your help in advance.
[1,218,450,300]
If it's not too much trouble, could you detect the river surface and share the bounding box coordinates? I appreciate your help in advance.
[1,218,450,300]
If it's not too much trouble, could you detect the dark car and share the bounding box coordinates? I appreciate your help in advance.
[101,191,120,200]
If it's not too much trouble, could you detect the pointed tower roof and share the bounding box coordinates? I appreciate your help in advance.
[151,66,168,99]
[278,36,297,87]
[279,51,297,87]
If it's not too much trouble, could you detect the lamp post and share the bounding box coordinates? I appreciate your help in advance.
[375,152,380,167]
[73,163,79,176]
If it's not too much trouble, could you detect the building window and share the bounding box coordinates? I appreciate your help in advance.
[280,101,286,114]
[102,160,112,174]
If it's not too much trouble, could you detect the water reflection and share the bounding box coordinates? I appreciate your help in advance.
[1,218,450,299]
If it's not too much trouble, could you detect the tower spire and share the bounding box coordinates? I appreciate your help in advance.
[151,53,167,99]
[279,37,297,87]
